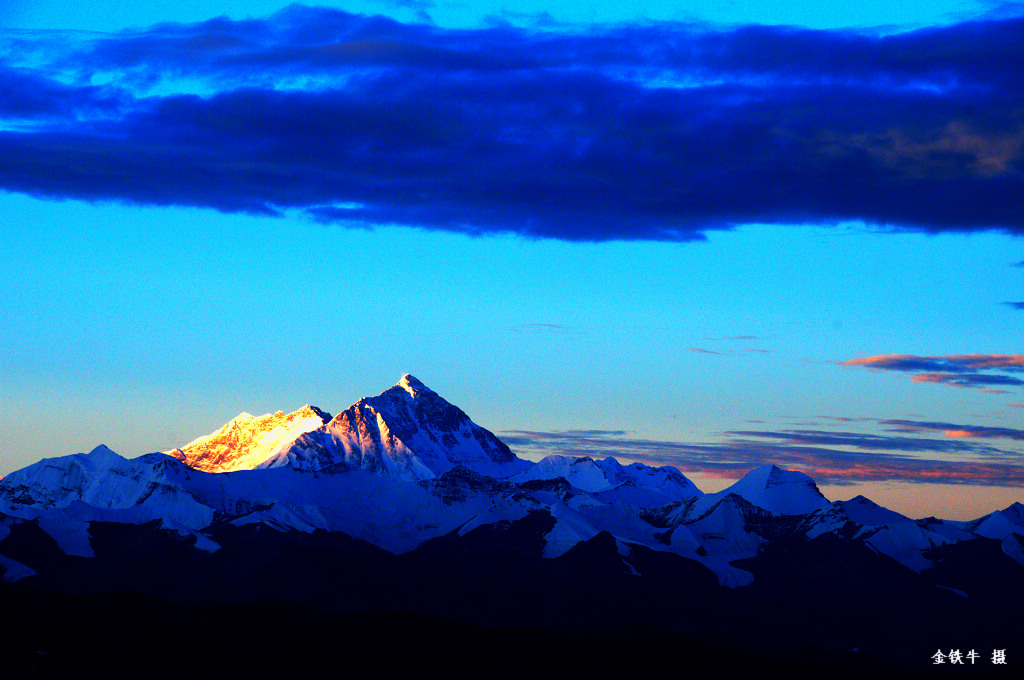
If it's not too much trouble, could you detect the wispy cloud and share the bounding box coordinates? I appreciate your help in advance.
[689,335,770,355]
[839,353,1024,392]
[702,335,761,341]
[724,428,1001,453]
[501,427,1024,486]
[814,415,875,423]
[1003,301,1024,310]
[882,419,1024,441]
[1,6,1023,240]
[839,354,1024,372]
[505,323,574,334]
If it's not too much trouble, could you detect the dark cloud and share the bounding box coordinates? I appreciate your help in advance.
[2,6,1024,240]
[1003,301,1024,309]
[839,353,1024,392]
[501,427,1024,485]
[0,66,125,118]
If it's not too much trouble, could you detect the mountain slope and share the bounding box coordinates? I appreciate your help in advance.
[165,375,531,481]
[168,406,332,472]
[270,375,532,480]
[1,372,1022,671]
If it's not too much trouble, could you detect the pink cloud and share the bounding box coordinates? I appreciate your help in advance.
[911,372,960,384]
[839,353,1024,392]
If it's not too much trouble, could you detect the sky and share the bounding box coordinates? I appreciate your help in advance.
[1,0,1022,520]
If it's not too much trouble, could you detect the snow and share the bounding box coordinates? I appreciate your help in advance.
[38,515,95,558]
[860,520,968,573]
[999,532,1024,565]
[169,406,330,472]
[1001,534,1024,567]
[0,553,36,583]
[246,377,534,482]
[1,377,1017,593]
[159,519,221,552]
[541,502,600,558]
[512,456,615,492]
[838,495,909,526]
[511,455,700,507]
[690,465,830,517]
[615,539,642,576]
[398,373,435,397]
[685,495,767,560]
[934,584,969,598]
[968,505,1024,540]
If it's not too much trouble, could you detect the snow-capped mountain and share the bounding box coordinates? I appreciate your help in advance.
[965,501,1024,540]
[836,494,910,526]
[268,374,533,480]
[690,464,831,518]
[167,375,531,481]
[169,405,333,472]
[510,454,702,506]
[0,375,1019,578]
[1,374,1022,668]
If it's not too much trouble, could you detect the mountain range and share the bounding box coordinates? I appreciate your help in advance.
[2,375,1022,673]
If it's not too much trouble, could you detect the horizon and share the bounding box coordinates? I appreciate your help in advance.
[1,1,1022,523]
[3,371,1019,522]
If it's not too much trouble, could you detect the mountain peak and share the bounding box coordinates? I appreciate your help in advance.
[303,405,333,424]
[313,374,527,480]
[837,495,908,525]
[173,376,530,481]
[397,374,435,398]
[168,405,332,473]
[715,464,830,515]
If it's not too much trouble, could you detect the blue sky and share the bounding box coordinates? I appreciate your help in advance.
[1,1,1022,519]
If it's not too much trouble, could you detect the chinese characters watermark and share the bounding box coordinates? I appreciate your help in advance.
[932,649,1007,665]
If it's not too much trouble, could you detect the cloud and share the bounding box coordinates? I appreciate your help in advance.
[1,7,1023,240]
[883,418,1024,441]
[692,336,770,355]
[839,353,1024,392]
[501,427,1024,486]
[505,323,574,334]
[724,428,1001,453]
[839,354,1024,372]
[909,372,1024,388]
[814,415,875,423]
[703,335,760,341]
[1003,302,1024,310]
[685,347,727,355]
